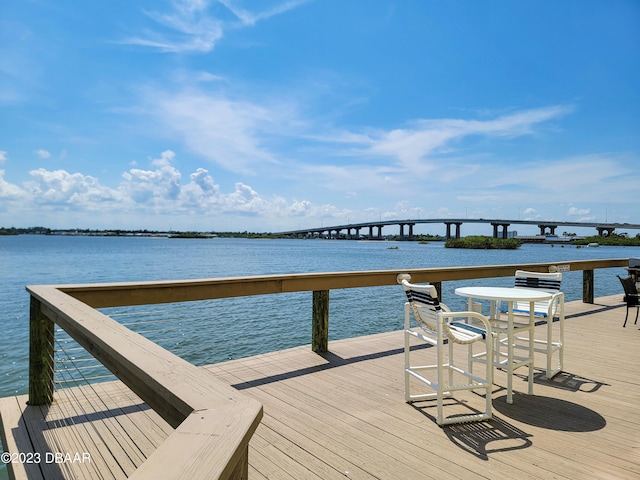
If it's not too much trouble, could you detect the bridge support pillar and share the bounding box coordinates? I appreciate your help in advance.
[492,223,511,239]
[596,227,614,236]
[539,225,557,235]
[445,222,462,239]
[399,223,415,240]
[368,225,383,240]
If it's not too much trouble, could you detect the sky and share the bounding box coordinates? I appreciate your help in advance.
[1,0,639,235]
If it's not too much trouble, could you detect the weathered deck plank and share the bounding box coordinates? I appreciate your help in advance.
[1,382,172,480]
[2,294,639,479]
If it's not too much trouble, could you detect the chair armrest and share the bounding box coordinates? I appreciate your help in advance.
[549,291,564,317]
[440,311,493,335]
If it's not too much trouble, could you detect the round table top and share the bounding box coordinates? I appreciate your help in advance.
[455,286,553,301]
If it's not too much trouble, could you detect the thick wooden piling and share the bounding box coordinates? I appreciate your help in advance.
[583,269,594,304]
[28,296,55,405]
[312,290,329,353]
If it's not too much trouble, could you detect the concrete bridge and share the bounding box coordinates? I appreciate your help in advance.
[277,218,640,240]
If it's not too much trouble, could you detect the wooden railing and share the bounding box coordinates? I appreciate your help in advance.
[27,285,263,479]
[26,258,628,478]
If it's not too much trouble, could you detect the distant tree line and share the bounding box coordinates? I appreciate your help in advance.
[573,233,640,246]
[445,235,522,250]
[0,226,282,238]
[0,226,52,235]
[383,234,446,242]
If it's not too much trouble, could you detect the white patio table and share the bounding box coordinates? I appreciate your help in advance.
[454,286,554,404]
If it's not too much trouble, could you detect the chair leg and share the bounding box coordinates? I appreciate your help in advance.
[623,306,629,327]
[558,315,564,374]
[635,306,639,325]
[547,319,553,379]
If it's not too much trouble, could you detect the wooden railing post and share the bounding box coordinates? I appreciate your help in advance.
[28,296,55,405]
[433,282,442,301]
[312,290,329,353]
[228,446,249,480]
[583,269,594,304]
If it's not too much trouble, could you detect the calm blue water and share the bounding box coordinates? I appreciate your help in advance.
[0,235,635,400]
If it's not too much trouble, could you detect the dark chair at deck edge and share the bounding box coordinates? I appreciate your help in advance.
[617,275,640,327]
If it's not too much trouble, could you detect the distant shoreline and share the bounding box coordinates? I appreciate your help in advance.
[2,227,639,246]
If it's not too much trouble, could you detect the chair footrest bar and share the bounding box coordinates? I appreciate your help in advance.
[513,336,563,347]
[406,368,490,392]
[437,412,492,426]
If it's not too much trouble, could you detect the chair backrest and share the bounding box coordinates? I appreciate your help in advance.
[401,280,441,334]
[513,270,562,316]
[617,275,640,305]
[514,270,562,291]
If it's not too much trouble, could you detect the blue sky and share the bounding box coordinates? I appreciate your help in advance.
[1,0,639,235]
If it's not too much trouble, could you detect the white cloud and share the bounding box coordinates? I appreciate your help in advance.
[223,182,267,214]
[35,149,51,159]
[148,89,281,174]
[189,167,219,194]
[220,0,310,26]
[342,105,574,169]
[8,153,627,230]
[0,151,6,163]
[567,207,591,217]
[122,0,307,53]
[123,0,223,53]
[0,153,348,227]
[486,154,629,201]
[144,83,575,190]
[25,169,121,207]
[0,169,25,200]
[289,199,312,216]
[121,163,182,204]
[263,105,575,203]
[150,149,176,168]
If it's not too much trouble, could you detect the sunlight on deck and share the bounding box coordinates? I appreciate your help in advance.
[2,294,639,480]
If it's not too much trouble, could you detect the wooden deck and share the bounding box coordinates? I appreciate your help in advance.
[2,294,639,479]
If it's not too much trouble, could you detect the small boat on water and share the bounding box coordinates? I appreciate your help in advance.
[587,242,599,247]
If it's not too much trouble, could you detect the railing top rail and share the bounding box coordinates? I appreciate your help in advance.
[35,258,629,308]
